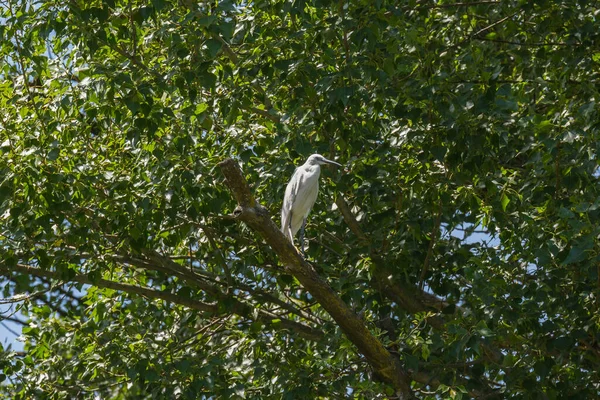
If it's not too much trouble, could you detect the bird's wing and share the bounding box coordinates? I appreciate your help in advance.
[289,168,307,204]
[281,168,303,238]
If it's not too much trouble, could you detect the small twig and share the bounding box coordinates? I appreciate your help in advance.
[451,78,593,85]
[418,1,501,9]
[472,12,519,38]
[54,281,77,309]
[335,196,369,243]
[250,106,280,122]
[338,0,351,63]
[158,221,188,235]
[7,3,48,137]
[555,142,561,195]
[321,230,349,249]
[200,225,233,294]
[37,296,67,318]
[475,37,570,47]
[0,287,52,304]
[1,316,27,326]
[161,316,230,355]
[189,242,193,273]
[419,203,442,290]
[1,263,219,313]
[129,2,137,57]
[458,11,520,46]
[0,321,21,337]
[311,237,343,257]
[211,33,238,64]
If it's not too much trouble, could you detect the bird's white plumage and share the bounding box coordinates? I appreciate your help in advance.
[281,164,320,240]
[281,154,341,246]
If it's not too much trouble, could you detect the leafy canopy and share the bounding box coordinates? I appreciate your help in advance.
[1,0,599,398]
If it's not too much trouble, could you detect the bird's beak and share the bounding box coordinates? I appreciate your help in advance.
[323,158,342,167]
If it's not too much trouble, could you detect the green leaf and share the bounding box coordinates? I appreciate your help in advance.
[475,321,495,337]
[431,145,447,162]
[195,103,209,115]
[198,15,217,27]
[501,193,510,211]
[561,246,588,265]
[199,71,217,89]
[205,38,222,58]
[151,0,165,11]
[403,354,419,371]
[47,148,60,161]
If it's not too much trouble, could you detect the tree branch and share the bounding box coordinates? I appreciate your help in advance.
[418,1,501,9]
[335,195,446,311]
[211,33,238,64]
[198,225,233,293]
[178,5,279,120]
[459,11,520,46]
[372,269,446,330]
[218,158,412,396]
[419,203,442,290]
[334,197,504,366]
[2,263,218,312]
[1,262,321,341]
[249,106,280,122]
[0,321,21,337]
[0,287,52,304]
[335,196,368,243]
[148,251,323,339]
[475,37,570,47]
[137,225,322,325]
[129,251,323,340]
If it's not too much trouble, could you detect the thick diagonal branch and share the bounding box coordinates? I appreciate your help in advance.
[218,158,412,397]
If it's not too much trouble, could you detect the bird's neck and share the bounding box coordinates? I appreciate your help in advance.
[305,164,321,174]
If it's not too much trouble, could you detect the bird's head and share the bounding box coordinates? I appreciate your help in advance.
[306,154,342,167]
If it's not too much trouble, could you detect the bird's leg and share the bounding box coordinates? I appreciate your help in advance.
[286,213,301,253]
[299,218,307,256]
[286,212,294,242]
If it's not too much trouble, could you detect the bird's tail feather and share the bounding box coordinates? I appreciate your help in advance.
[282,211,293,242]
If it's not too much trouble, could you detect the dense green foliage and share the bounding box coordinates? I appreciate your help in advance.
[1,0,600,398]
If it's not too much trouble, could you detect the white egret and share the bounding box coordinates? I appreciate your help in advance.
[281,154,342,253]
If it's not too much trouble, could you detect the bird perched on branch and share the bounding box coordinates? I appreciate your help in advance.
[281,154,342,254]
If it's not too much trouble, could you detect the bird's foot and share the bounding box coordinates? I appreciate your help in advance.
[290,243,302,256]
[291,243,306,259]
